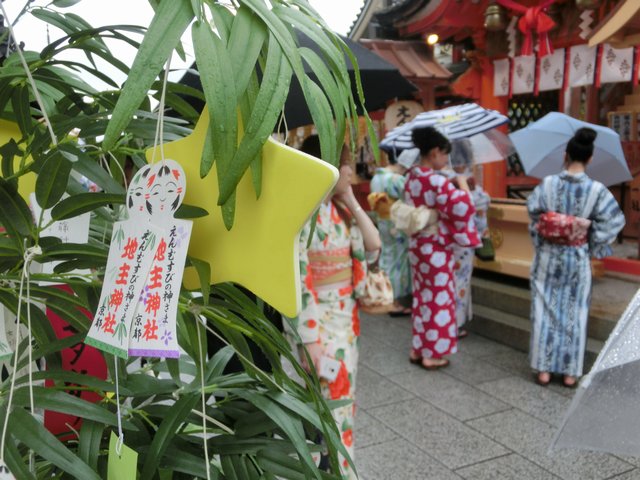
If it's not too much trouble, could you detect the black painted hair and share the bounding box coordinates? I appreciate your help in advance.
[300,134,321,158]
[411,126,452,156]
[566,127,597,164]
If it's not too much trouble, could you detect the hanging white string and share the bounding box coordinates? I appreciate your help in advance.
[0,245,41,467]
[113,356,124,456]
[0,2,57,146]
[150,58,172,166]
[196,320,211,480]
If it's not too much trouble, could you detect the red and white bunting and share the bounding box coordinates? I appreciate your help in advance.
[538,49,565,92]
[600,44,634,84]
[493,58,511,97]
[512,55,536,95]
[568,44,597,88]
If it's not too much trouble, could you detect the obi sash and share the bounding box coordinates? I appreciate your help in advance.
[367,192,394,220]
[537,211,591,246]
[308,247,352,290]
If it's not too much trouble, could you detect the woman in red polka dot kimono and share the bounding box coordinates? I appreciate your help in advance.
[404,126,481,370]
[284,135,381,479]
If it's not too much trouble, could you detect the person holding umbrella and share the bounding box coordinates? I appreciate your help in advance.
[527,128,625,388]
[405,126,481,370]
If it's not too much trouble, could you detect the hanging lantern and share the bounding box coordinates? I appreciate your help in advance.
[575,0,602,10]
[484,3,508,32]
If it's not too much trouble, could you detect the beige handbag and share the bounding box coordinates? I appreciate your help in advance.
[390,201,439,236]
[359,266,395,314]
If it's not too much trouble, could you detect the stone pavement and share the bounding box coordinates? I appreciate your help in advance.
[354,311,640,480]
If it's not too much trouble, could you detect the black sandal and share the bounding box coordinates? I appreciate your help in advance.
[534,372,551,386]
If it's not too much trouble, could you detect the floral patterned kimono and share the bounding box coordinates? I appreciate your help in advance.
[284,201,369,480]
[452,186,491,328]
[369,167,412,299]
[528,172,625,377]
[404,168,480,360]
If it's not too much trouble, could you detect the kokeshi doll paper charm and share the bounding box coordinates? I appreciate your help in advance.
[128,160,192,358]
[85,165,162,358]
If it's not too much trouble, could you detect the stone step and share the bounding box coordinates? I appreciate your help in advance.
[469,303,604,367]
[471,274,619,344]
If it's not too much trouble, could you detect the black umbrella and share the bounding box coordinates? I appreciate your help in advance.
[176,32,417,128]
[283,32,418,128]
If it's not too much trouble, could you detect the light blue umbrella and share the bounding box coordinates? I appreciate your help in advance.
[510,112,632,186]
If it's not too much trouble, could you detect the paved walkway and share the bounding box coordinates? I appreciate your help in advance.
[354,311,640,480]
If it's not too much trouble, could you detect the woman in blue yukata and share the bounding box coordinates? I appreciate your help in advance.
[527,128,625,388]
[367,147,419,315]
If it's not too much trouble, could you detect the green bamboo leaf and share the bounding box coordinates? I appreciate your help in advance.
[220,454,240,480]
[12,387,127,428]
[140,393,200,480]
[191,20,238,180]
[205,345,234,381]
[208,3,234,44]
[302,78,337,166]
[235,390,320,479]
[228,6,268,101]
[35,149,73,209]
[0,138,21,180]
[50,193,124,220]
[25,369,128,395]
[174,203,208,219]
[103,0,194,149]
[78,419,104,471]
[188,256,211,304]
[256,449,307,480]
[221,191,236,230]
[0,178,33,240]
[41,242,108,262]
[52,0,83,8]
[299,46,347,157]
[217,34,291,204]
[11,85,32,138]
[4,436,36,480]
[9,408,101,480]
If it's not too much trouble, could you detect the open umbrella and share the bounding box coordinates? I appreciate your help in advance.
[551,289,640,456]
[510,112,632,186]
[379,103,511,164]
[177,32,417,129]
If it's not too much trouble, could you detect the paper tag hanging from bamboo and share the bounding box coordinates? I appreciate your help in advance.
[0,461,14,480]
[85,165,161,358]
[128,160,192,358]
[0,305,12,363]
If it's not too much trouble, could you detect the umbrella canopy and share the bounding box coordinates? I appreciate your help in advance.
[552,289,640,456]
[176,32,417,130]
[510,112,632,186]
[282,32,418,128]
[379,103,510,152]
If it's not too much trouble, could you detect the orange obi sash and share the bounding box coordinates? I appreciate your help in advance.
[308,247,352,288]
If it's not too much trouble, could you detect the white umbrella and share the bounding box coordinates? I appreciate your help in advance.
[510,112,632,186]
[379,103,510,151]
[551,289,640,456]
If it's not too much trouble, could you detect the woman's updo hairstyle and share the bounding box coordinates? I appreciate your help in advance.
[566,127,597,164]
[412,126,451,156]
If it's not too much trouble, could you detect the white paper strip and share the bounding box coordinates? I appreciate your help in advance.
[493,58,510,97]
[539,49,565,92]
[569,44,597,87]
[512,55,536,95]
[600,44,634,84]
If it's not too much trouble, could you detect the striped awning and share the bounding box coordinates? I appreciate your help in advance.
[379,103,509,152]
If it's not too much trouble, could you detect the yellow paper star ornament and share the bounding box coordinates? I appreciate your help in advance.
[146,110,338,317]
